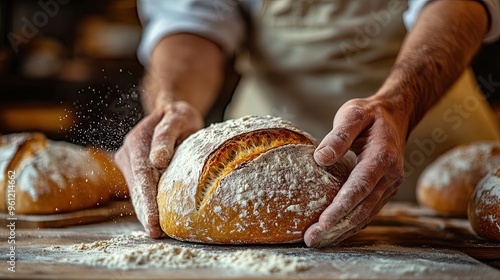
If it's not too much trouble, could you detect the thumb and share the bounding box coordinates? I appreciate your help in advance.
[314,107,369,166]
[149,103,204,170]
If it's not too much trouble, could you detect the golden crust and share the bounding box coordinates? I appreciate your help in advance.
[0,133,128,214]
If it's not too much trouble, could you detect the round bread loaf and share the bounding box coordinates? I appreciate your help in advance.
[0,133,128,214]
[416,141,500,216]
[468,168,500,242]
[157,115,355,244]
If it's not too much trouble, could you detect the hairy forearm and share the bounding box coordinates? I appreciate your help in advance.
[141,34,224,115]
[375,0,488,134]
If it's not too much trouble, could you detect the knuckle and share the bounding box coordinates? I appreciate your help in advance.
[378,149,398,166]
[344,98,366,108]
[372,147,405,187]
[344,105,367,123]
[170,101,195,118]
[334,130,352,146]
[154,119,172,135]
[351,107,367,121]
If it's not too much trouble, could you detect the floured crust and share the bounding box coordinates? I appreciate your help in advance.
[416,141,500,216]
[0,133,128,214]
[468,168,500,242]
[158,115,355,244]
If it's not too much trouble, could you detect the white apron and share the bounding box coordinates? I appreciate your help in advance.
[226,0,500,201]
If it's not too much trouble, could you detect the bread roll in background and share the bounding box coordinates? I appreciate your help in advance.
[416,141,500,216]
[158,115,355,244]
[468,167,500,242]
[0,133,128,214]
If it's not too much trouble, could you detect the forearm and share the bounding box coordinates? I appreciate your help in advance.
[141,34,224,115]
[375,0,488,134]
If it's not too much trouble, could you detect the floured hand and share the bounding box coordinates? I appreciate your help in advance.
[115,101,204,238]
[305,96,407,247]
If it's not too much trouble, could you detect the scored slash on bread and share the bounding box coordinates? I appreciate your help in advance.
[197,128,313,211]
[0,133,129,215]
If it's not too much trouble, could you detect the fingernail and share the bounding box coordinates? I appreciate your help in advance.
[150,146,170,169]
[148,228,162,239]
[306,239,318,248]
[304,225,323,247]
[315,147,336,166]
[309,236,329,248]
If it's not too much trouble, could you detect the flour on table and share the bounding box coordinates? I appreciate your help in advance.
[37,232,500,278]
[311,243,497,279]
[51,231,314,274]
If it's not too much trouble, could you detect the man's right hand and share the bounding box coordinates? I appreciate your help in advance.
[115,101,204,238]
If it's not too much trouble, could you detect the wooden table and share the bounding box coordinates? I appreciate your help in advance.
[1,203,499,279]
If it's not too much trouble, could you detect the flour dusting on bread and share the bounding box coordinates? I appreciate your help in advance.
[419,142,500,189]
[468,168,500,241]
[17,141,103,201]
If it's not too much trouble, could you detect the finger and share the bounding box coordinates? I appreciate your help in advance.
[318,152,386,229]
[129,161,162,238]
[124,113,165,238]
[115,144,144,224]
[148,115,178,170]
[149,103,204,170]
[314,105,370,166]
[305,176,396,247]
[318,215,372,247]
[114,145,134,193]
[323,184,398,246]
[304,202,366,248]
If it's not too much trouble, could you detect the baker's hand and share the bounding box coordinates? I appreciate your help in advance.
[115,101,204,238]
[304,96,407,247]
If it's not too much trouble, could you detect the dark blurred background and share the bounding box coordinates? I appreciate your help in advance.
[0,0,499,151]
[0,0,144,150]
